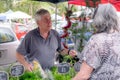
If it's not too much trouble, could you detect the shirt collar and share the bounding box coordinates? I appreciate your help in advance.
[36,27,52,39]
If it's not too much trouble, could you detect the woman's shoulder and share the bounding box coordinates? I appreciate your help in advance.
[89,33,107,43]
[90,33,103,39]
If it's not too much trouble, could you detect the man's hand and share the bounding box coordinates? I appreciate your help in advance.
[69,50,77,57]
[60,49,77,57]
[24,63,33,72]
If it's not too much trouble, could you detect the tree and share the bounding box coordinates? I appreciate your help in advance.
[0,0,13,12]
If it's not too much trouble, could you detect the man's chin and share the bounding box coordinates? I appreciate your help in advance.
[48,26,52,29]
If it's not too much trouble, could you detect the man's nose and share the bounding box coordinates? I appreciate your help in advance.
[48,20,51,24]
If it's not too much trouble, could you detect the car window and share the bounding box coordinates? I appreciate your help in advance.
[0,27,16,43]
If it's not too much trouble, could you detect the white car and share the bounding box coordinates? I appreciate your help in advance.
[0,23,19,67]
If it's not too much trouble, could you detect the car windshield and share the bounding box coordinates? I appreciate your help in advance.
[0,27,16,43]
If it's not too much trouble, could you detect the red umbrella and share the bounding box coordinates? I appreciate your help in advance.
[68,0,120,11]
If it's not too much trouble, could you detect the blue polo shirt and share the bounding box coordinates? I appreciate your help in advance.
[17,28,64,70]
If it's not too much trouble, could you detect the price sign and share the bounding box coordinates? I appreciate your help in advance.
[0,71,8,80]
[74,62,81,72]
[58,63,70,74]
[10,65,24,77]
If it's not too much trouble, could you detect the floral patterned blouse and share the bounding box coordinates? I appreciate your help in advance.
[81,32,120,80]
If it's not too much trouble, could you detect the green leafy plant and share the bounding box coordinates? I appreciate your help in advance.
[51,66,76,80]
[9,65,76,80]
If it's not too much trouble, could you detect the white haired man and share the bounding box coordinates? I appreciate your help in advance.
[16,9,76,71]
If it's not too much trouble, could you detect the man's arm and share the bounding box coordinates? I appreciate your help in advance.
[72,61,93,80]
[16,52,33,72]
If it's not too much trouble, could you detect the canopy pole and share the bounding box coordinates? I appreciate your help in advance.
[55,4,57,30]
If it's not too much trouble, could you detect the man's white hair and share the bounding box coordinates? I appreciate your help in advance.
[34,9,49,22]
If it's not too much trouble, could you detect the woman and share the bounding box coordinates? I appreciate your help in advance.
[73,3,120,80]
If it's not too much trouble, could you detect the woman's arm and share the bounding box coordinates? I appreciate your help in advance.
[73,61,94,80]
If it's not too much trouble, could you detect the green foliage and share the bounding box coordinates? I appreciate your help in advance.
[51,66,76,80]
[9,76,18,80]
[57,55,79,67]
[0,0,76,17]
[70,22,91,52]
[9,66,76,80]
[9,69,42,80]
[0,0,12,12]
[19,71,42,80]
[14,0,52,16]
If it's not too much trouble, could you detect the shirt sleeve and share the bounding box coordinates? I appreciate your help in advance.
[53,30,64,52]
[81,35,101,69]
[16,34,31,56]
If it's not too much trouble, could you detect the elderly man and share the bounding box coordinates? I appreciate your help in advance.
[16,9,76,71]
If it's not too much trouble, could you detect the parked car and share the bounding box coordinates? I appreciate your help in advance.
[12,23,28,40]
[0,23,19,67]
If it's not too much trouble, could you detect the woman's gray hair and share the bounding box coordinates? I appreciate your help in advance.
[34,9,49,22]
[93,3,120,33]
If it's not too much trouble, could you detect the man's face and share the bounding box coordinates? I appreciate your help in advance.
[37,13,52,31]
